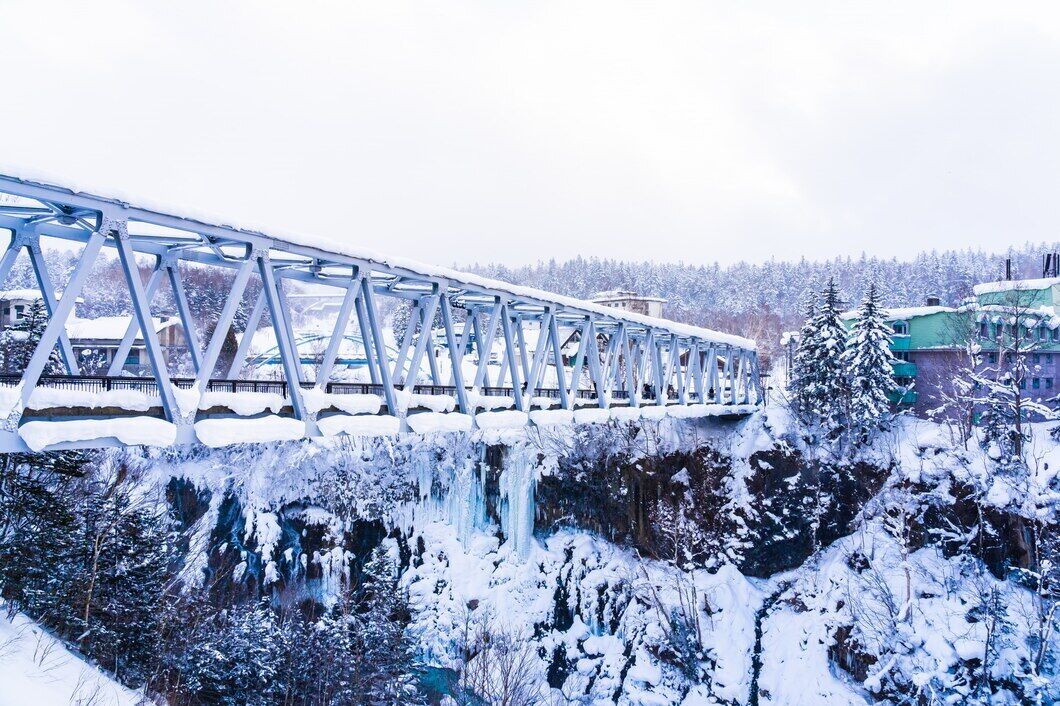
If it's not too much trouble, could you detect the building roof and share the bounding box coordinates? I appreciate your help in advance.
[0,288,43,301]
[972,277,1060,296]
[840,305,954,322]
[590,290,667,303]
[65,316,180,342]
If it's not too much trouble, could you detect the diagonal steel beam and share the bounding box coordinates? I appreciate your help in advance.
[258,255,306,419]
[548,312,570,410]
[168,262,203,374]
[107,260,166,376]
[227,288,266,379]
[15,230,105,414]
[316,271,361,387]
[197,258,255,387]
[403,292,440,388]
[360,276,398,415]
[439,296,470,413]
[114,226,179,422]
[498,303,524,411]
[24,236,80,375]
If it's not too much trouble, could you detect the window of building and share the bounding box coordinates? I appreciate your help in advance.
[1053,329,1059,342]
[13,305,24,319]
[1020,379,1027,390]
[892,321,908,335]
[988,352,998,364]
[1034,354,1041,364]
[979,322,988,338]
[1041,325,1050,340]
[894,351,910,361]
[125,351,139,366]
[1033,378,1041,389]
[1048,378,1055,390]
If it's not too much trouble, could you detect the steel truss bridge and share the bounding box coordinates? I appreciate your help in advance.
[0,172,761,452]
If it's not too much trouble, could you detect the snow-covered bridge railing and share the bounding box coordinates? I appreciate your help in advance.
[0,171,760,452]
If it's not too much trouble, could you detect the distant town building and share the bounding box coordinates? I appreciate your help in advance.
[591,290,667,318]
[65,315,188,372]
[836,263,1060,415]
[0,288,46,327]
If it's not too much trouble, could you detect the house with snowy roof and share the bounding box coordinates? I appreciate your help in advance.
[0,288,85,328]
[65,315,188,373]
[590,290,667,319]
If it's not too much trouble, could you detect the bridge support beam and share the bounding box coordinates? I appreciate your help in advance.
[360,276,398,416]
[317,270,361,386]
[258,255,306,419]
[12,229,105,419]
[114,223,180,423]
[439,295,470,414]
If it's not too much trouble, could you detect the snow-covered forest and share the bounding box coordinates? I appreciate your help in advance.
[468,243,1060,355]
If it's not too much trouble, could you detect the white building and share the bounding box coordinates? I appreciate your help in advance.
[590,290,667,319]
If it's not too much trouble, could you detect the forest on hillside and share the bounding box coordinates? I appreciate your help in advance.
[468,242,1060,354]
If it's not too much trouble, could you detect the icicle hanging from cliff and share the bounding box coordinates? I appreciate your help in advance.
[498,444,539,562]
[447,447,487,546]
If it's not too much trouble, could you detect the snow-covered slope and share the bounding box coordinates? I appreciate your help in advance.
[0,608,142,706]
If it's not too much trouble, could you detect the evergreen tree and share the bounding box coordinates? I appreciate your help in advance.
[841,283,896,440]
[790,279,848,435]
[0,298,64,375]
[76,485,177,684]
[788,288,819,419]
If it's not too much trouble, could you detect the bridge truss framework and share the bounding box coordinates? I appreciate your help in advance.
[0,172,761,451]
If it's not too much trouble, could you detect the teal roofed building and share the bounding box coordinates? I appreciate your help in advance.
[841,299,959,409]
[838,270,1060,414]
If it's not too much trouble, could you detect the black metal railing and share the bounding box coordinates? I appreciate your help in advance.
[0,374,720,408]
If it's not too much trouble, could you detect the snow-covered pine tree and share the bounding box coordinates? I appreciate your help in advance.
[0,297,64,375]
[791,279,848,435]
[841,282,896,441]
[787,288,819,420]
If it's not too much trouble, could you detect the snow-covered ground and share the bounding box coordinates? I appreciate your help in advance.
[0,608,141,706]
[9,399,1054,704]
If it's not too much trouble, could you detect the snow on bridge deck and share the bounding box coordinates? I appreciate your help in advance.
[0,169,761,453]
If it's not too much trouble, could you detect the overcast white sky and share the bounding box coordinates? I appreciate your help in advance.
[1,1,1059,268]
